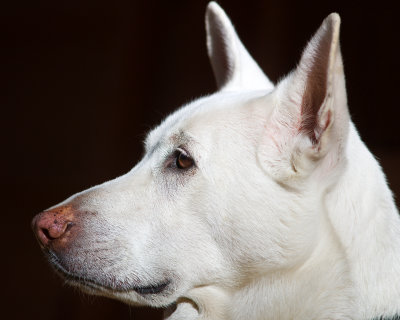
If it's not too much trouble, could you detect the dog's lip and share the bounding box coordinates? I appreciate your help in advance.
[46,250,171,295]
[132,281,171,295]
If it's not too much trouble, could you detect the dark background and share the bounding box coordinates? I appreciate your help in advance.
[2,0,399,319]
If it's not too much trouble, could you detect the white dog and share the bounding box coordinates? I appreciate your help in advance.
[32,2,400,319]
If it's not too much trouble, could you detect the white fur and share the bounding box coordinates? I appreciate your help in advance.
[44,2,400,319]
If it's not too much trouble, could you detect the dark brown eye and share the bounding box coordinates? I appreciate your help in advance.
[176,149,194,169]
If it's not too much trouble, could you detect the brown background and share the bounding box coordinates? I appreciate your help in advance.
[2,0,399,319]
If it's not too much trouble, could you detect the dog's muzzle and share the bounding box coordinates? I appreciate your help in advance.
[32,204,173,297]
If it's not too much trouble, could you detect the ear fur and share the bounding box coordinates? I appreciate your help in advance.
[205,2,274,92]
[259,13,349,180]
[295,13,341,145]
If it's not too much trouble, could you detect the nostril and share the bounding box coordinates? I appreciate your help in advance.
[65,222,74,233]
[41,228,57,241]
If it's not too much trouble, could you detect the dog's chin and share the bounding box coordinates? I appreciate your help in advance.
[46,251,176,307]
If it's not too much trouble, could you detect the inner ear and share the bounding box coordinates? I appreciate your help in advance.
[300,28,333,144]
[293,15,339,146]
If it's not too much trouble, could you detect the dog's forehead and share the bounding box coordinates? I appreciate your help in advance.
[145,90,269,152]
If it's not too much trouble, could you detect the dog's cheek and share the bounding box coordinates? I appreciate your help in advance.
[152,204,233,288]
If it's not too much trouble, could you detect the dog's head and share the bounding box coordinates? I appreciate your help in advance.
[32,2,349,315]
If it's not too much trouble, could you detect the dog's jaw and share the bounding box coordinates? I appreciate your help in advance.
[46,248,179,306]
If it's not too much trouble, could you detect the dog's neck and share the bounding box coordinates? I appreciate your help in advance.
[198,212,354,320]
[327,122,400,318]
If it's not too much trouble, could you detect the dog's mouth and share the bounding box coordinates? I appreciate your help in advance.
[46,250,171,296]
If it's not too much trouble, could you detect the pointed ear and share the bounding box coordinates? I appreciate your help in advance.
[259,13,349,180]
[205,2,274,92]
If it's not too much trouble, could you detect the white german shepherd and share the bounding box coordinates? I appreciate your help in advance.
[32,2,400,319]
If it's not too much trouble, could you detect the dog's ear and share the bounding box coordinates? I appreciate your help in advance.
[259,13,349,180]
[205,2,274,92]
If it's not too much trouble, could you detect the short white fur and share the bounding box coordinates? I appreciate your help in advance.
[47,2,400,319]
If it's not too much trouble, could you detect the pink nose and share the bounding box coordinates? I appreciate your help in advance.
[32,206,75,247]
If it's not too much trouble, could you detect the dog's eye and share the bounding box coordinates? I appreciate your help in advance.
[175,149,194,170]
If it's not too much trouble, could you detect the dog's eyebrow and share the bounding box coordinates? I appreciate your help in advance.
[145,130,193,156]
[169,131,191,144]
